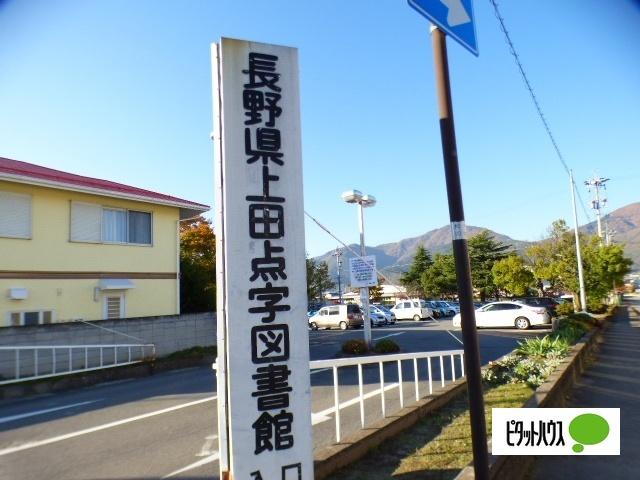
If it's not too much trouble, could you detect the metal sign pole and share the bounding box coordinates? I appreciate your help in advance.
[430,26,489,480]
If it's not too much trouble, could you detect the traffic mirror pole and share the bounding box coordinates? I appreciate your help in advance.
[430,25,489,480]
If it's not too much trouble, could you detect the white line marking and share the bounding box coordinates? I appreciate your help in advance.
[0,395,217,457]
[196,434,218,457]
[0,400,100,425]
[162,453,220,478]
[311,383,400,425]
[446,330,464,345]
[310,368,331,375]
[374,332,405,341]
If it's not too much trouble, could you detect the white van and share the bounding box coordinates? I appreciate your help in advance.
[390,300,433,321]
[309,304,364,330]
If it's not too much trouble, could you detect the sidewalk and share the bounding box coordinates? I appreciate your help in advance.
[529,296,640,479]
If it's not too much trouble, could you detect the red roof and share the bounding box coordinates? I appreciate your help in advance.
[0,157,209,212]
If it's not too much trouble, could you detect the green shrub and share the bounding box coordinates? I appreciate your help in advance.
[586,299,607,314]
[556,302,575,316]
[373,339,400,354]
[482,355,562,388]
[516,336,569,358]
[165,345,217,360]
[342,339,369,355]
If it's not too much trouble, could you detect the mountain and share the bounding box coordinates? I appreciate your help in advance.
[313,201,640,286]
[582,202,640,268]
[314,225,532,284]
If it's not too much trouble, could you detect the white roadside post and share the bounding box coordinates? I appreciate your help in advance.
[342,190,377,347]
[212,38,314,480]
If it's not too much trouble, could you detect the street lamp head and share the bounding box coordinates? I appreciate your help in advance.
[361,194,376,207]
[341,189,363,204]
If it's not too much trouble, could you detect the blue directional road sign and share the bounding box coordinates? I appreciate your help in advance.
[408,0,478,56]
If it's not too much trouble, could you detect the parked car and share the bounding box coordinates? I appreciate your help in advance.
[309,304,364,330]
[452,301,551,330]
[426,301,444,318]
[513,297,560,316]
[437,301,459,315]
[391,300,434,321]
[371,304,396,324]
[368,307,387,327]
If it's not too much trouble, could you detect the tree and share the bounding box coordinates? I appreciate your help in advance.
[468,231,511,301]
[526,220,571,295]
[369,277,384,303]
[421,253,458,298]
[492,255,535,297]
[400,246,433,297]
[306,257,335,304]
[180,216,216,313]
[526,219,633,311]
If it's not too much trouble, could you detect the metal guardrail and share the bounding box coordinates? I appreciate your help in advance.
[312,349,465,443]
[0,344,156,385]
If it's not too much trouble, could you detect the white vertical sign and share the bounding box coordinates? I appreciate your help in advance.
[213,38,313,480]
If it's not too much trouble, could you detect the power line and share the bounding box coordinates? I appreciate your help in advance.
[489,0,594,224]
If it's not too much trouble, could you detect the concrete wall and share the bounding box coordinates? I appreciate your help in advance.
[0,312,216,378]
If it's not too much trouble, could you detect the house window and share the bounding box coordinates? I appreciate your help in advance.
[8,310,55,326]
[70,202,152,245]
[0,191,31,239]
[104,294,125,319]
[103,208,127,243]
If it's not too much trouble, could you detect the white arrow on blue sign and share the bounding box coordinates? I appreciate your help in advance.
[408,0,478,56]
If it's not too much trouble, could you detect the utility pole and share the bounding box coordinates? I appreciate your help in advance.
[584,175,609,240]
[604,216,615,246]
[570,171,588,313]
[332,247,343,303]
[430,25,489,480]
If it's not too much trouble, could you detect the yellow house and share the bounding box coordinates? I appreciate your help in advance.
[0,157,209,326]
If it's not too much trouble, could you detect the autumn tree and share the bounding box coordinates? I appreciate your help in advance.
[180,216,216,313]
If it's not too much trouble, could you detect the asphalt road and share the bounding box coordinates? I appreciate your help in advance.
[0,319,550,479]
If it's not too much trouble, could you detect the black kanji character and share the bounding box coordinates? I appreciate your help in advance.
[250,240,287,282]
[246,165,285,203]
[245,128,283,166]
[243,52,281,92]
[251,324,290,364]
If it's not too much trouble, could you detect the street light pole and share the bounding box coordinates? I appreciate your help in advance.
[342,189,376,347]
[357,202,372,347]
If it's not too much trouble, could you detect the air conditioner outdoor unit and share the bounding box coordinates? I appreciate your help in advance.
[8,288,28,300]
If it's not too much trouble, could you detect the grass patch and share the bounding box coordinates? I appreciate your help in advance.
[329,382,534,480]
[164,345,216,360]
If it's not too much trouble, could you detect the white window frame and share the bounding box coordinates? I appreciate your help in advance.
[7,310,55,326]
[0,190,32,239]
[70,201,153,246]
[103,292,126,319]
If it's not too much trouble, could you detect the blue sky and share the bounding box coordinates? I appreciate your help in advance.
[1,0,639,257]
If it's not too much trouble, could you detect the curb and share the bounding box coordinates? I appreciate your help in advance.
[454,318,608,480]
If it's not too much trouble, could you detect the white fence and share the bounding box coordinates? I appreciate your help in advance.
[0,344,156,385]
[310,349,465,442]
